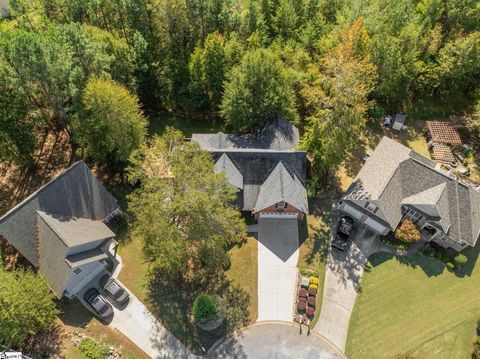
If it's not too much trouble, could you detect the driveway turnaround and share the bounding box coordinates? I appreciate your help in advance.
[208,322,346,359]
[109,283,196,359]
[315,225,383,351]
[257,218,299,322]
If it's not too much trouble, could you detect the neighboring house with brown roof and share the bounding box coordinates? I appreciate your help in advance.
[0,161,120,298]
[192,118,308,220]
[340,137,480,251]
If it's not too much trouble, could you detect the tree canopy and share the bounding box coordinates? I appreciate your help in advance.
[0,269,58,349]
[1,0,480,174]
[73,77,147,165]
[221,48,298,132]
[127,128,246,284]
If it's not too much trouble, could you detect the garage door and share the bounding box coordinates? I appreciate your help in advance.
[340,202,389,234]
[259,212,298,219]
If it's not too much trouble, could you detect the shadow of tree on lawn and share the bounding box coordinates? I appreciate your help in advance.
[146,269,250,355]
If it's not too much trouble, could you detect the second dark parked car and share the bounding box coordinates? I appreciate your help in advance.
[84,288,113,320]
[331,216,354,251]
[99,275,129,305]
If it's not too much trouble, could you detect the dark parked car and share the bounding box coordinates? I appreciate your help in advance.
[99,275,129,305]
[331,216,354,251]
[84,288,113,319]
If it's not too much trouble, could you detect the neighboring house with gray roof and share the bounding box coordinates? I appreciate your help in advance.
[0,161,121,298]
[340,137,480,251]
[192,119,308,220]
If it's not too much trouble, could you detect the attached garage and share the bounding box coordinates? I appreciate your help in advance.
[258,212,298,219]
[340,202,390,235]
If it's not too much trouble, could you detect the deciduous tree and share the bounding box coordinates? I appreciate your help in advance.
[0,269,58,349]
[127,128,246,285]
[73,77,147,165]
[220,48,298,131]
[301,19,377,182]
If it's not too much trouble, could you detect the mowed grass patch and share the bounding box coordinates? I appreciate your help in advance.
[297,213,330,327]
[117,232,149,303]
[407,317,477,359]
[226,236,258,323]
[148,112,221,137]
[346,249,480,359]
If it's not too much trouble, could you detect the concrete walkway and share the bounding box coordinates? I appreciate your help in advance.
[109,282,196,359]
[208,322,346,359]
[314,221,401,351]
[257,218,299,322]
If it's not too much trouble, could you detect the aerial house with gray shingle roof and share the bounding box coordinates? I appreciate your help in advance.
[0,161,121,298]
[340,137,480,251]
[192,118,308,220]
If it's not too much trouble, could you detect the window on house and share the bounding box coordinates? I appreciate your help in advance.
[276,201,287,209]
[365,202,378,213]
[73,268,82,275]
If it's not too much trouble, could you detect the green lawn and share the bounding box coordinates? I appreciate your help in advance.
[148,112,222,137]
[117,231,149,303]
[346,248,480,359]
[297,211,331,327]
[226,236,258,323]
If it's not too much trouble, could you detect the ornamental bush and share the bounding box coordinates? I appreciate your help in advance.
[454,253,468,265]
[446,261,455,270]
[193,294,218,323]
[394,220,421,243]
[78,338,110,359]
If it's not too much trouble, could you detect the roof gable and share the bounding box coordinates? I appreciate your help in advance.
[402,183,446,206]
[0,161,118,265]
[253,162,308,214]
[214,153,243,189]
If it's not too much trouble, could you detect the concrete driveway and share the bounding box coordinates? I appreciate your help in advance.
[257,218,299,322]
[315,225,381,351]
[75,264,194,358]
[109,287,194,359]
[208,322,346,359]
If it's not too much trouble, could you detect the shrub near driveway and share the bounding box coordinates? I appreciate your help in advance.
[193,294,218,323]
[395,220,421,244]
[78,338,110,359]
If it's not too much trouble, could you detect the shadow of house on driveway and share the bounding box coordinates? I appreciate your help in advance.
[257,218,299,262]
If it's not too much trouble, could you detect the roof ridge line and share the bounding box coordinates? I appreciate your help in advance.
[0,161,85,223]
[453,183,462,242]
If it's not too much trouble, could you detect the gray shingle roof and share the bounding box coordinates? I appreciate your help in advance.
[37,213,71,296]
[253,162,308,213]
[0,161,118,266]
[193,119,307,213]
[192,118,299,151]
[344,137,480,246]
[212,151,307,211]
[65,247,108,267]
[37,211,115,248]
[214,154,243,189]
[402,183,446,206]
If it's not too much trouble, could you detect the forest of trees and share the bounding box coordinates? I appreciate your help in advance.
[1,0,479,179]
[1,0,480,352]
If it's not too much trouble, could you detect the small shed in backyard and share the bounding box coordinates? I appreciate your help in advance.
[392,113,406,131]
